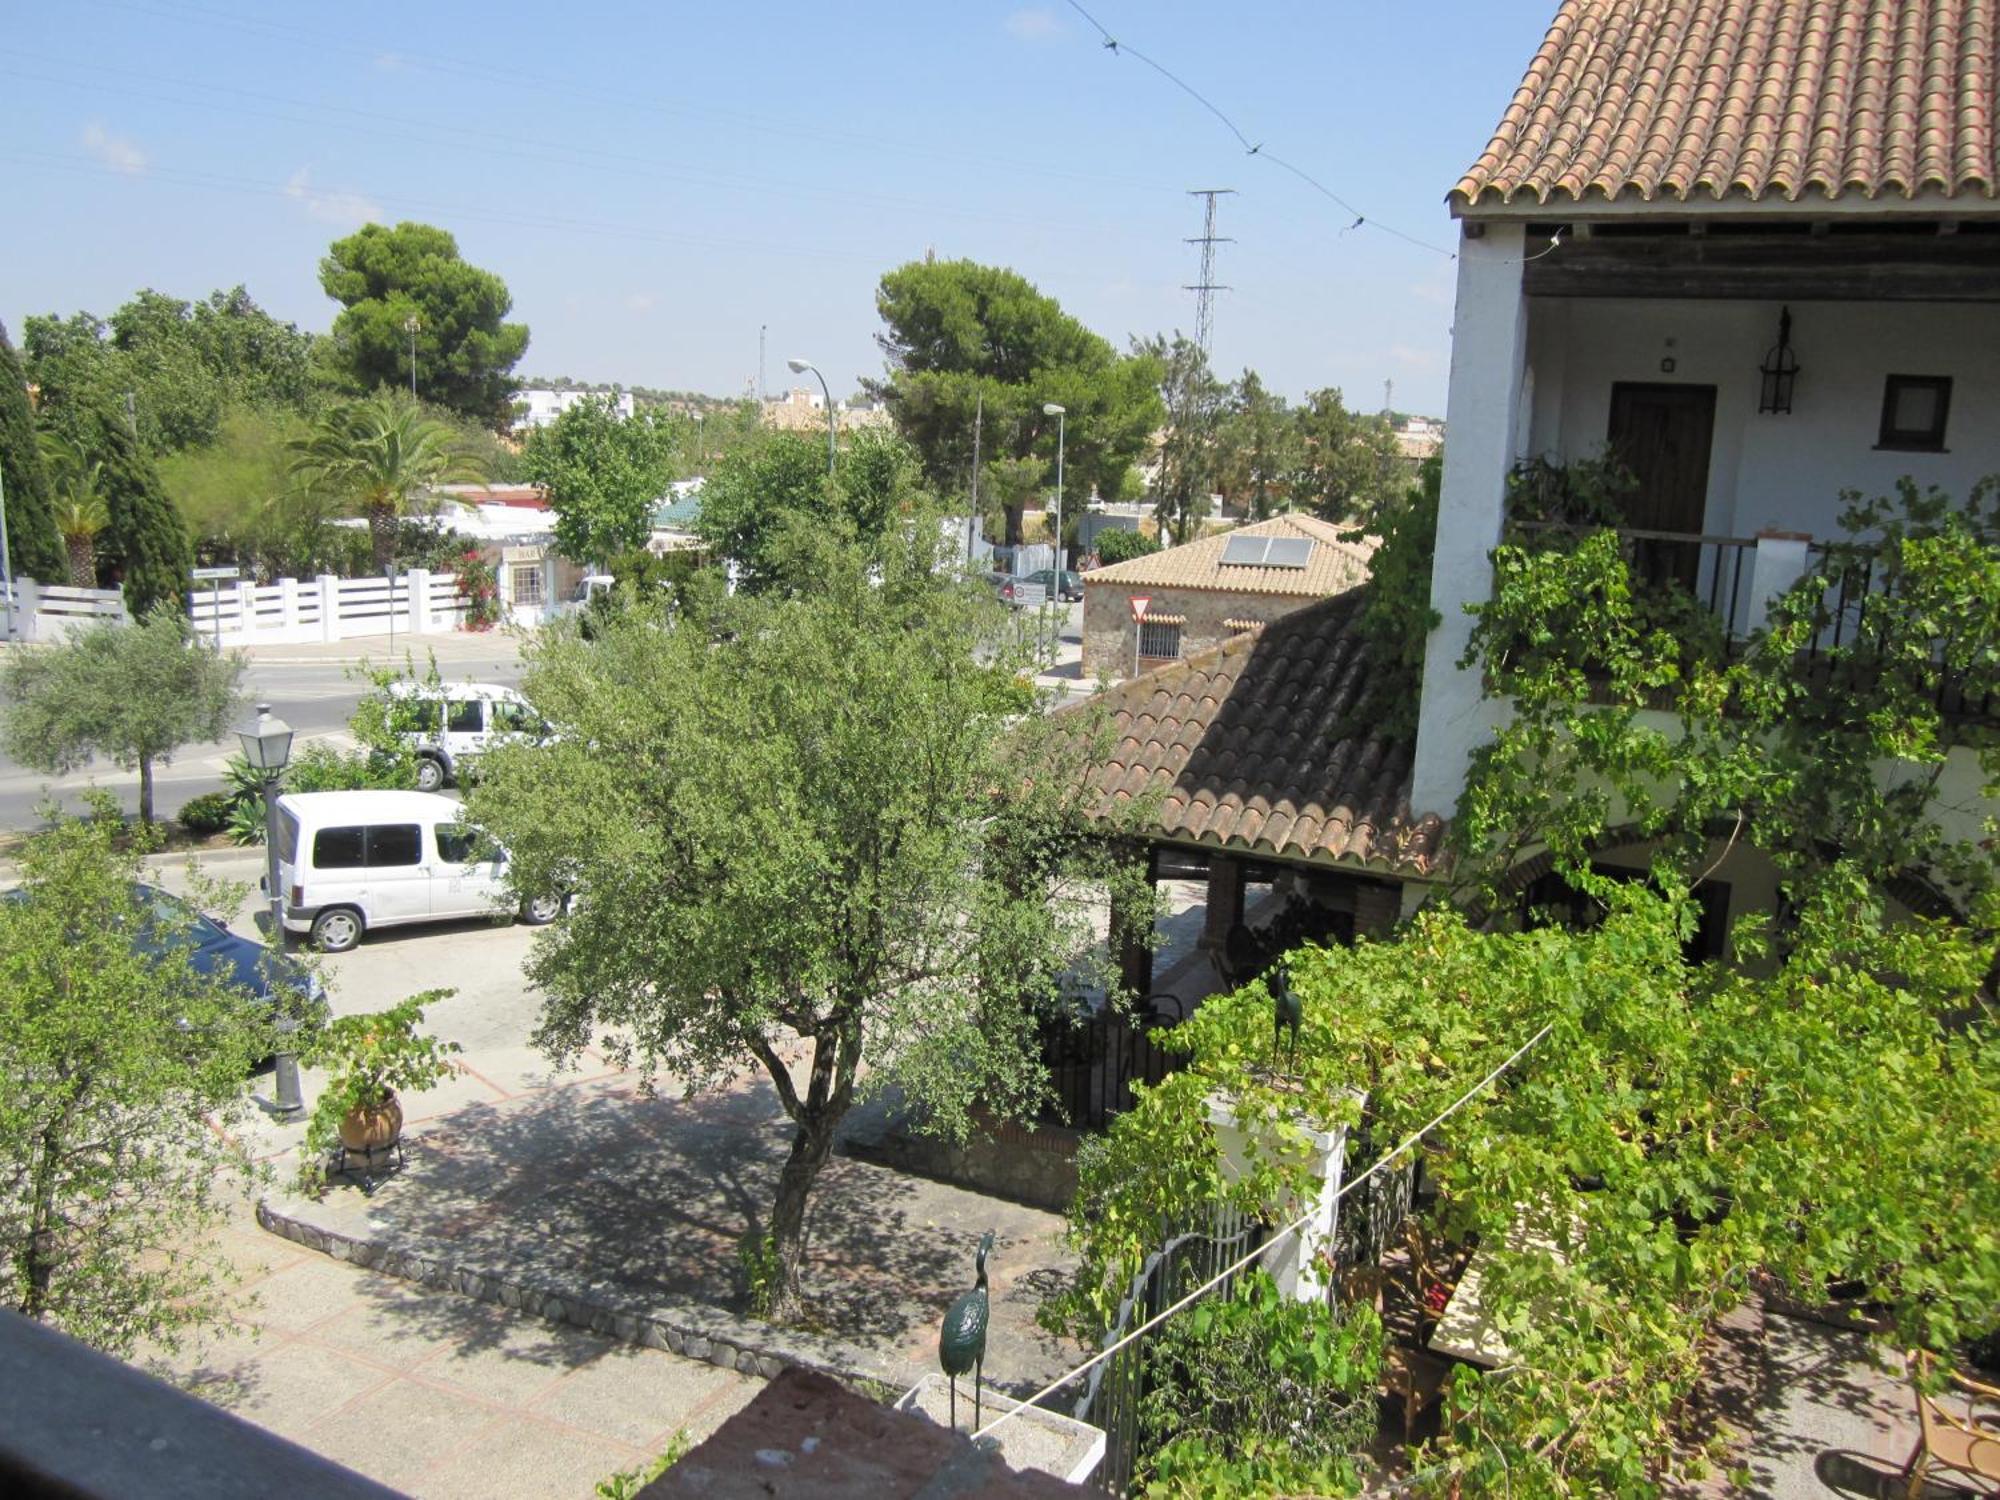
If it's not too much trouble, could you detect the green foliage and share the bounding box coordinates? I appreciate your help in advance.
[523,396,687,562]
[1291,387,1402,526]
[1138,1273,1381,1497]
[156,405,336,577]
[465,527,1153,1321]
[693,428,928,591]
[1139,333,1227,546]
[0,324,65,582]
[0,610,244,825]
[1342,450,1442,742]
[737,1221,781,1320]
[289,389,485,568]
[21,287,316,458]
[297,994,460,1191]
[1093,526,1159,566]
[1213,370,1298,521]
[874,258,1164,543]
[318,222,529,426]
[98,419,193,618]
[593,1432,692,1499]
[1061,881,2000,1496]
[453,546,503,629]
[177,790,233,835]
[0,811,275,1357]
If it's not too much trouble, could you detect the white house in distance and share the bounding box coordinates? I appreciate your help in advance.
[1412,0,2000,884]
[513,388,635,433]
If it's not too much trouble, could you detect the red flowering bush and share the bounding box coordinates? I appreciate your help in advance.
[454,548,501,631]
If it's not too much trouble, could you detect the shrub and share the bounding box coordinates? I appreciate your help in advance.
[177,791,233,835]
[1095,527,1158,566]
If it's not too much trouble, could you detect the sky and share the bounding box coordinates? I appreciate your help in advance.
[6,1,1555,415]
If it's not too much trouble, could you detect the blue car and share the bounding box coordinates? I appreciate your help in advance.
[133,884,325,1021]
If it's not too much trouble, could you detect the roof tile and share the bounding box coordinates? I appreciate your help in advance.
[1085,513,1377,599]
[1453,0,2000,209]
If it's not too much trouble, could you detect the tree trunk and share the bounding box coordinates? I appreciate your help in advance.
[764,1114,837,1324]
[65,535,96,589]
[368,505,397,570]
[137,754,155,827]
[1003,505,1024,548]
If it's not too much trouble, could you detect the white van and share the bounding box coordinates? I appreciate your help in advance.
[273,790,562,952]
[384,681,551,792]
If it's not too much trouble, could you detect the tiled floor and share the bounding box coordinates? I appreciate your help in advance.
[140,1222,761,1499]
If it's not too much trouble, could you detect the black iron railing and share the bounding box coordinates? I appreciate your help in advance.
[1038,994,1185,1133]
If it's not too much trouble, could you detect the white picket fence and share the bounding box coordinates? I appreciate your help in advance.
[2,571,471,646]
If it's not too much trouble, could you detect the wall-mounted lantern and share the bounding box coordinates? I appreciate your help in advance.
[1758,306,1799,415]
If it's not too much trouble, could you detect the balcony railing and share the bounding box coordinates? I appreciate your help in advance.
[1507,522,1994,720]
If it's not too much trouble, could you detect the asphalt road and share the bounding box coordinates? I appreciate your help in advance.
[0,634,527,832]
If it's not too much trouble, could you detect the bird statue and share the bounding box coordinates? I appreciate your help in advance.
[939,1230,995,1431]
[1271,959,1302,1071]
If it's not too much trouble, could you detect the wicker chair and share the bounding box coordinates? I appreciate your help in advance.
[1903,1350,2000,1498]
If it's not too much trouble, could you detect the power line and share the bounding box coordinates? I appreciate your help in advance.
[1062,0,1458,260]
[972,1021,1557,1443]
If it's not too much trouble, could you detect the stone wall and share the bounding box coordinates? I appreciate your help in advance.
[837,1097,1080,1214]
[1081,583,1320,680]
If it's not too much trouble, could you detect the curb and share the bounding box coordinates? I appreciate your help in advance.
[254,1192,938,1398]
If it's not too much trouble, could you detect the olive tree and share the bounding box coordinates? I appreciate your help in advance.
[0,610,245,825]
[468,524,1150,1320]
[0,810,277,1357]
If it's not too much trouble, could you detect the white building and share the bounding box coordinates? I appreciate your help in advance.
[513,388,635,433]
[1412,0,2000,848]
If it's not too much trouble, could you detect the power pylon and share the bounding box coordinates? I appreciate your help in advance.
[1185,188,1236,357]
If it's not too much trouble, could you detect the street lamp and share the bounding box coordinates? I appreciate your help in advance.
[1044,403,1067,661]
[787,357,836,475]
[236,703,304,1121]
[404,314,421,399]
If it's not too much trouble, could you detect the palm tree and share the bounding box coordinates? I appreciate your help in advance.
[288,391,484,569]
[39,433,109,588]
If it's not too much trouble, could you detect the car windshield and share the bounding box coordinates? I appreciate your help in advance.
[141,885,224,938]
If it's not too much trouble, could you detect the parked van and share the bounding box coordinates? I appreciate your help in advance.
[384,681,551,792]
[273,790,562,952]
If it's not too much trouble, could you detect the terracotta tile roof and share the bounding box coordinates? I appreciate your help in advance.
[1084,514,1376,599]
[1452,0,2000,209]
[1057,592,1446,877]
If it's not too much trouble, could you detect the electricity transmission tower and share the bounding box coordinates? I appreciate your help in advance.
[1184,188,1235,357]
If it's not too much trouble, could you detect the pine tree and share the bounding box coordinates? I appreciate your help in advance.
[98,417,191,617]
[0,324,66,584]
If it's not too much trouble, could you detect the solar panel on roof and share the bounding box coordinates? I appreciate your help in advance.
[1219,534,1272,566]
[1264,537,1315,569]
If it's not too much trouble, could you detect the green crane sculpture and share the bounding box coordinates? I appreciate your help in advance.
[1271,958,1302,1069]
[939,1230,994,1430]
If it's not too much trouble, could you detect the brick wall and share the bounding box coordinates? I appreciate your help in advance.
[1081,583,1322,679]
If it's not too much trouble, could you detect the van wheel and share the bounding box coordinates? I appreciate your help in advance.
[520,894,564,925]
[415,757,447,793]
[310,907,364,953]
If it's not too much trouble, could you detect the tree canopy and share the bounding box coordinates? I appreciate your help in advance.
[0,323,65,584]
[874,259,1161,543]
[319,222,529,427]
[1140,333,1227,547]
[466,529,1150,1319]
[521,396,686,563]
[1290,387,1402,526]
[0,610,244,825]
[0,810,279,1358]
[98,418,193,618]
[288,390,484,569]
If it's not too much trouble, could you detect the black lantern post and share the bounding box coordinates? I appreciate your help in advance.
[1759,306,1799,415]
[236,702,305,1120]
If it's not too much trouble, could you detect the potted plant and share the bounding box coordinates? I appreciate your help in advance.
[298,991,460,1189]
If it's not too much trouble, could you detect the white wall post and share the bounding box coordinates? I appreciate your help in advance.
[407,568,431,636]
[12,577,39,642]
[317,575,341,643]
[1205,1093,1358,1304]
[234,579,257,644]
[1410,222,1532,820]
[1744,531,1814,639]
[279,575,301,633]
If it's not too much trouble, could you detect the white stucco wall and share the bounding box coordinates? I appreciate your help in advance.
[1527,298,2000,541]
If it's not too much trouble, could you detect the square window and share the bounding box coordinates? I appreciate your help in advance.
[1877,375,1952,452]
[446,698,485,733]
[510,564,545,606]
[1138,620,1182,659]
[313,826,366,869]
[365,824,422,867]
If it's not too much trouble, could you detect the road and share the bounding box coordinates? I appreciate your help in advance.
[0,632,525,831]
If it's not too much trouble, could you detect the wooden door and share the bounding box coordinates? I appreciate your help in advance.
[1607,383,1715,589]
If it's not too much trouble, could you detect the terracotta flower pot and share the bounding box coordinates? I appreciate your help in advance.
[338,1090,403,1153]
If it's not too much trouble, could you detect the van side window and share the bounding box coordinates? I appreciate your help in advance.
[447,699,485,734]
[491,701,542,735]
[314,827,367,869]
[435,825,491,864]
[367,825,423,867]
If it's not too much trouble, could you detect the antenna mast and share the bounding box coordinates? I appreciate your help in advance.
[759,324,767,403]
[1184,188,1236,356]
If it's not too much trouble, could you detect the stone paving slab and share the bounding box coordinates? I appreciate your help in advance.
[260,1069,1086,1401]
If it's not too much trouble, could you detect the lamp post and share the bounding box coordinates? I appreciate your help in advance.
[237,702,304,1121]
[787,357,836,475]
[404,314,421,399]
[1043,402,1067,663]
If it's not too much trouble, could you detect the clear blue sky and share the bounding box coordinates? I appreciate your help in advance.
[6,1,1553,414]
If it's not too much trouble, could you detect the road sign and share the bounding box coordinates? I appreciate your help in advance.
[1130,595,1151,621]
[192,565,241,581]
